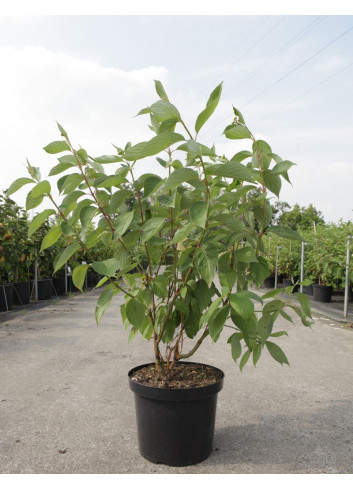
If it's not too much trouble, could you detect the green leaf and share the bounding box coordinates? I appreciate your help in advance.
[144,176,163,197]
[110,189,134,211]
[257,314,274,343]
[232,106,245,124]
[26,192,44,211]
[80,206,97,228]
[86,228,110,248]
[149,100,181,122]
[230,293,254,319]
[271,331,289,338]
[152,275,169,298]
[236,290,263,304]
[92,258,119,277]
[254,202,273,229]
[170,222,194,244]
[72,264,90,292]
[239,350,251,371]
[43,140,71,154]
[206,161,254,182]
[263,299,285,314]
[97,175,127,189]
[199,296,222,326]
[141,217,165,243]
[261,287,282,298]
[95,287,114,324]
[250,256,269,287]
[6,177,35,196]
[30,180,51,198]
[163,167,199,191]
[195,82,223,134]
[266,341,289,366]
[219,270,237,293]
[263,172,281,197]
[54,242,81,272]
[28,209,56,237]
[124,132,184,161]
[267,226,304,242]
[154,80,169,102]
[252,343,262,366]
[231,312,258,337]
[48,161,75,176]
[271,160,296,174]
[296,292,312,319]
[194,243,218,286]
[194,279,214,311]
[56,121,68,138]
[40,226,63,252]
[224,124,252,140]
[113,212,135,240]
[61,173,84,194]
[94,155,123,164]
[234,246,258,263]
[190,201,208,228]
[209,305,229,342]
[126,298,145,328]
[230,334,242,362]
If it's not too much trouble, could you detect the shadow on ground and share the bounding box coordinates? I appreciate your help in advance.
[204,399,353,473]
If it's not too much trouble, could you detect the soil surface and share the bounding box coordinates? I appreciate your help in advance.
[130,363,224,389]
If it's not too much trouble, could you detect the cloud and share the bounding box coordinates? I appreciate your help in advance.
[312,54,350,74]
[0,45,168,206]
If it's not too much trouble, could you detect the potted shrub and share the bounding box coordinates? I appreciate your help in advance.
[7,81,312,466]
[304,224,348,303]
[276,237,301,291]
[0,192,33,308]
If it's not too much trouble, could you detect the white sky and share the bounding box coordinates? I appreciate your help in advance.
[1,1,353,223]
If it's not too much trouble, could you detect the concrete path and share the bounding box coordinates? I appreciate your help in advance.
[1,288,352,474]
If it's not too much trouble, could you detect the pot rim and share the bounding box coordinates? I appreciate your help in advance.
[128,361,224,401]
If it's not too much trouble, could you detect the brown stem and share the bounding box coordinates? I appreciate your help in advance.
[177,328,209,360]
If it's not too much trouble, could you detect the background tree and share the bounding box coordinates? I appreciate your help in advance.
[277,203,325,231]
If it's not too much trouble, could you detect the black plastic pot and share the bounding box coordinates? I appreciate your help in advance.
[128,362,224,467]
[86,272,96,287]
[283,279,299,293]
[0,283,14,311]
[30,278,53,300]
[347,287,353,302]
[13,281,31,305]
[313,284,332,303]
[52,277,66,295]
[303,284,314,296]
[263,276,275,288]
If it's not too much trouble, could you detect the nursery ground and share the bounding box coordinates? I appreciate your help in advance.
[0,287,353,474]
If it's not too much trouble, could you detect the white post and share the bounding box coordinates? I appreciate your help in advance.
[65,263,68,294]
[300,242,305,293]
[343,236,352,318]
[275,245,281,289]
[34,249,38,302]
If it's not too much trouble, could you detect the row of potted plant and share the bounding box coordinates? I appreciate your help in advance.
[0,192,108,310]
[262,221,353,302]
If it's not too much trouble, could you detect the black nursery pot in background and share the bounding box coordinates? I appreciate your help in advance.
[0,283,14,311]
[128,362,224,467]
[303,284,314,296]
[283,279,299,293]
[313,284,333,303]
[52,277,66,295]
[263,276,275,288]
[30,278,52,300]
[13,281,31,305]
